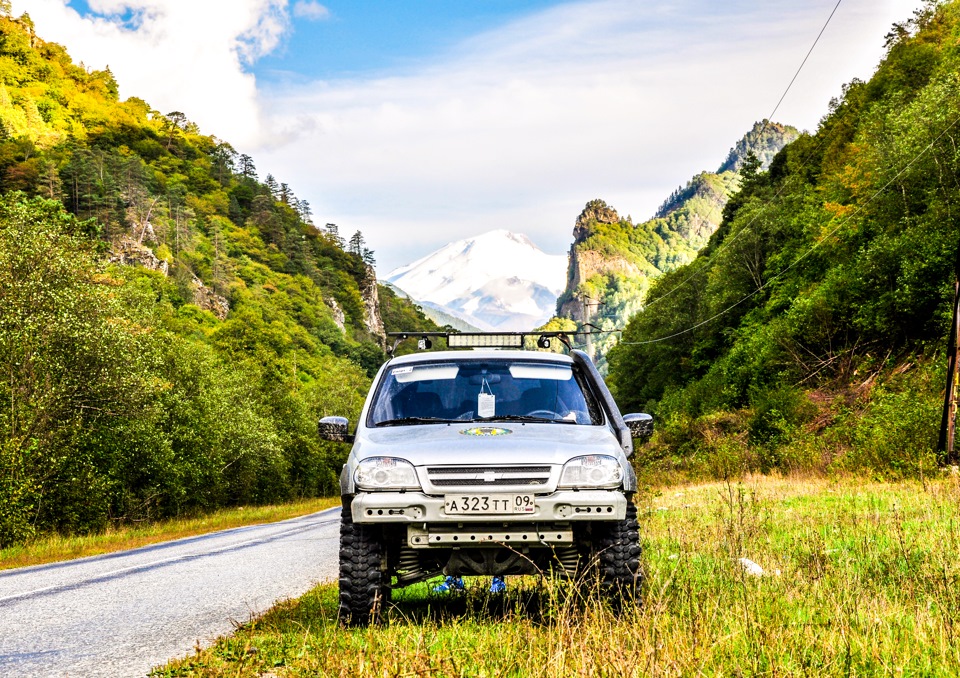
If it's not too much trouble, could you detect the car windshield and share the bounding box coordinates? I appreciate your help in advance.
[368,359,604,427]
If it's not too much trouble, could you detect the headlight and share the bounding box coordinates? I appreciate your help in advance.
[355,457,421,490]
[558,455,623,489]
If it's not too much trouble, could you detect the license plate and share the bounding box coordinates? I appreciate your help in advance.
[443,494,535,515]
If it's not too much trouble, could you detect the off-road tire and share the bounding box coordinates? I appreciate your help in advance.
[583,500,643,606]
[338,498,386,625]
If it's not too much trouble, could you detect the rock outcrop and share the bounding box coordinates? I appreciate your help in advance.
[325,297,346,330]
[558,201,640,322]
[572,199,620,242]
[108,236,230,321]
[108,236,169,276]
[190,275,230,321]
[359,264,385,343]
[554,122,801,337]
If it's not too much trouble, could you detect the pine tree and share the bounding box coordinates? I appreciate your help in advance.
[348,230,364,256]
[297,199,313,223]
[739,151,762,185]
[238,154,256,179]
[279,182,292,205]
[265,174,279,198]
[210,142,236,186]
[325,222,344,249]
[163,111,187,150]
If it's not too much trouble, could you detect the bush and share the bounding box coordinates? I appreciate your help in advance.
[830,361,942,479]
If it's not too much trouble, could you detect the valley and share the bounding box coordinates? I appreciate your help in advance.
[1,1,960,676]
[385,121,799,364]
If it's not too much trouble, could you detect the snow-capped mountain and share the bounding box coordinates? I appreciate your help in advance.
[386,230,567,332]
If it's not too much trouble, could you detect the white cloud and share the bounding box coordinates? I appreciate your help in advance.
[253,0,922,271]
[12,0,289,145]
[292,1,329,21]
[15,0,922,272]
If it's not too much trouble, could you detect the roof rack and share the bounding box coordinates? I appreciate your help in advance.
[386,331,573,357]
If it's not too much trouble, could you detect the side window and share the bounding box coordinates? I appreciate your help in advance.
[507,363,604,424]
[572,368,605,425]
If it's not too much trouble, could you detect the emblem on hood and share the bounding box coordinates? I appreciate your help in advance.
[459,427,513,437]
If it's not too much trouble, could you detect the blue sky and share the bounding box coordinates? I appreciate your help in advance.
[255,1,568,81]
[17,0,923,273]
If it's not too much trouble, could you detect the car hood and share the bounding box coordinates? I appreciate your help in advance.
[352,422,623,466]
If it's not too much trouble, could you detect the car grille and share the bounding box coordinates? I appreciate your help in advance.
[427,465,552,488]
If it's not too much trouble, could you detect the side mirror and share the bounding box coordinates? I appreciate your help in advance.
[318,416,354,443]
[623,413,654,441]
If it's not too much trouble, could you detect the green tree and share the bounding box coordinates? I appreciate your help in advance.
[0,195,159,543]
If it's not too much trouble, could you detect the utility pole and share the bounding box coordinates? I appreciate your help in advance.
[580,296,602,359]
[939,240,960,464]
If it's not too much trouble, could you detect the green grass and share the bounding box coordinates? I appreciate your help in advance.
[0,497,340,570]
[154,475,960,676]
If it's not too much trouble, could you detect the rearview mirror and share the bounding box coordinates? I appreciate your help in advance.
[468,373,501,385]
[623,413,654,441]
[318,416,354,443]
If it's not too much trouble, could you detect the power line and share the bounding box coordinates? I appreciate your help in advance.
[639,133,829,313]
[759,0,843,138]
[639,0,844,314]
[619,110,960,347]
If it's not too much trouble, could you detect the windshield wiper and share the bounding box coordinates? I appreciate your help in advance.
[474,415,577,424]
[376,417,459,427]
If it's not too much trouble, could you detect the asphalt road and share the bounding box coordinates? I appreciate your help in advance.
[0,507,341,677]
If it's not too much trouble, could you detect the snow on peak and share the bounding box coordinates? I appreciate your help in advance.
[386,230,567,331]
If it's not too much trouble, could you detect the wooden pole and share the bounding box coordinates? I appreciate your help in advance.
[939,246,960,464]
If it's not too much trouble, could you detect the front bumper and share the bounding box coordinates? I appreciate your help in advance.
[350,489,627,524]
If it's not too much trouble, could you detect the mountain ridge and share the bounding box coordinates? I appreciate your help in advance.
[606,0,959,479]
[383,282,482,332]
[551,120,799,368]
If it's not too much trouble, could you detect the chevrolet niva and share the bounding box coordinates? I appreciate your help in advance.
[318,333,653,624]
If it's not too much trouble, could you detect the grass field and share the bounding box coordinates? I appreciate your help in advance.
[0,497,340,570]
[153,474,960,677]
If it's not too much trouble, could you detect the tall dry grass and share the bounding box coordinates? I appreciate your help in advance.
[156,475,960,676]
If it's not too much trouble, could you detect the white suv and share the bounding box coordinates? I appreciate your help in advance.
[319,335,653,624]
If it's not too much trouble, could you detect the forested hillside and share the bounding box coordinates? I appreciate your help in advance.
[609,1,959,479]
[0,10,437,546]
[553,122,798,369]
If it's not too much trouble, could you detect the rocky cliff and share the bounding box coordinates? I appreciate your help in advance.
[109,236,169,276]
[107,233,390,334]
[359,264,386,342]
[571,199,620,242]
[559,201,642,322]
[189,275,230,320]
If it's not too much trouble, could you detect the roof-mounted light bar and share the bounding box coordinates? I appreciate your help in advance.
[386,331,573,356]
[447,333,523,348]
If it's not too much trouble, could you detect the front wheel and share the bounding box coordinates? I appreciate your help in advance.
[338,498,387,625]
[581,501,643,606]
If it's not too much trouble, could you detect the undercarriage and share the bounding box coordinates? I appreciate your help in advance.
[337,498,642,625]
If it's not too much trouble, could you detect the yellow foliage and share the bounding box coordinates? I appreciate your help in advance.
[0,84,60,146]
[185,194,215,218]
[155,243,173,264]
[821,201,855,218]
